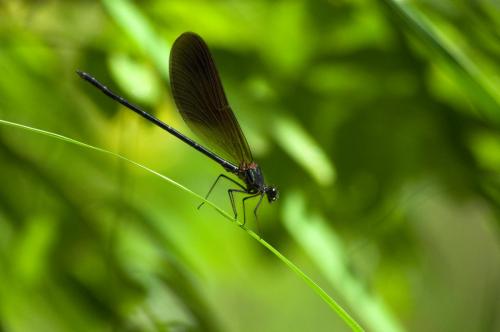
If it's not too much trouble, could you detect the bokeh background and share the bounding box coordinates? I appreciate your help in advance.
[1,1,500,331]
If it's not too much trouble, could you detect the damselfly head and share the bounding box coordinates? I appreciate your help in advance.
[266,186,279,203]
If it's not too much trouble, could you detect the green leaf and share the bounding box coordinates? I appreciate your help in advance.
[381,0,500,125]
[0,118,363,331]
[283,192,404,332]
[102,0,170,79]
[273,116,336,186]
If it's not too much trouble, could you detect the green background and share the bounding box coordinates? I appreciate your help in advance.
[1,0,500,331]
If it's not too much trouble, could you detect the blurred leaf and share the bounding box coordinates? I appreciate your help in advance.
[273,116,336,186]
[468,130,500,172]
[283,191,404,332]
[108,53,162,105]
[14,216,57,285]
[102,0,170,79]
[260,1,311,75]
[381,0,500,124]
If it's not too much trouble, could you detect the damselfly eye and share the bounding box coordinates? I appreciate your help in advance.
[267,187,279,203]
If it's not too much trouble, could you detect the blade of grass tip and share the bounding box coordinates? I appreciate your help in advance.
[0,118,231,221]
[0,118,363,331]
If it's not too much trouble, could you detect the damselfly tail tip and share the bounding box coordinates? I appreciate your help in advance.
[76,70,89,79]
[76,70,91,81]
[76,71,99,87]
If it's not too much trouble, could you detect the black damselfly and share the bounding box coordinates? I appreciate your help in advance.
[77,32,278,227]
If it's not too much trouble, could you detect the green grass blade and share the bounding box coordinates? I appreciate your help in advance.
[381,0,500,124]
[283,192,403,332]
[0,118,364,331]
[0,118,229,219]
[244,226,364,332]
